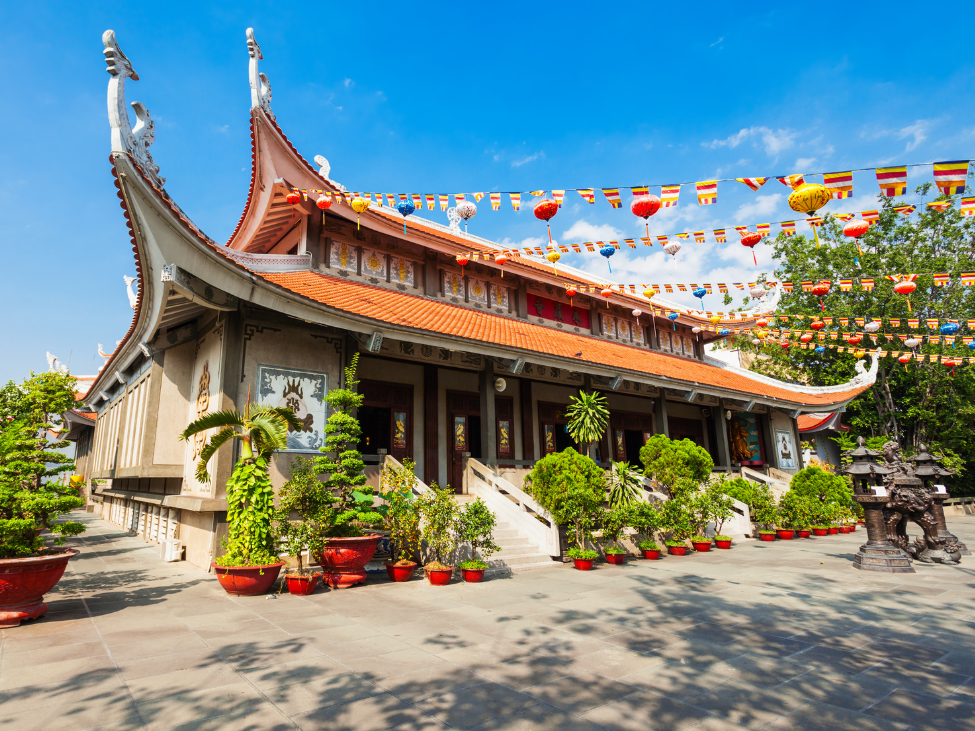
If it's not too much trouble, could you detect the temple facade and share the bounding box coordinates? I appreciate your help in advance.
[70,29,879,569]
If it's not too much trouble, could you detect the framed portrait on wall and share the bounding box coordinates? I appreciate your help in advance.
[774,428,798,470]
[258,365,327,452]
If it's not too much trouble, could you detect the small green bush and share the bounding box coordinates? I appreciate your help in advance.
[524,449,605,549]
[640,436,714,488]
[789,466,852,507]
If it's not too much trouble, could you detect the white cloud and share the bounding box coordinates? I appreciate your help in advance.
[734,193,782,222]
[562,221,623,242]
[898,119,933,151]
[343,78,355,88]
[499,236,546,249]
[703,126,797,156]
[795,157,816,170]
[710,37,724,47]
[511,152,541,167]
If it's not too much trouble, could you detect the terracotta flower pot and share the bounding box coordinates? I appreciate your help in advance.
[714,539,732,549]
[812,528,828,536]
[605,552,626,565]
[642,549,662,559]
[573,558,595,570]
[692,540,712,552]
[426,567,453,585]
[849,523,857,531]
[798,530,812,539]
[828,527,840,535]
[314,535,381,589]
[212,562,284,596]
[667,545,688,556]
[461,567,486,583]
[839,526,852,534]
[385,562,417,582]
[284,572,321,596]
[758,532,776,542]
[776,530,795,540]
[0,549,79,627]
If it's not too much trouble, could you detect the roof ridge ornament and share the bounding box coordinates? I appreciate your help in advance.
[246,28,275,121]
[103,30,165,188]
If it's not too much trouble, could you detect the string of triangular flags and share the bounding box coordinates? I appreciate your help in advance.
[291,159,971,210]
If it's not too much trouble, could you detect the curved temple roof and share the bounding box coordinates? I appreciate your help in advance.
[84,28,878,413]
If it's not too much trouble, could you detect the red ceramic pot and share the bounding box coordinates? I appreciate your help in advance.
[758,533,776,542]
[385,562,417,582]
[426,567,453,585]
[642,549,662,559]
[284,572,321,596]
[812,528,828,536]
[798,530,812,539]
[692,541,712,552]
[776,530,795,540]
[667,545,689,556]
[828,527,840,535]
[714,539,732,549]
[461,567,486,583]
[212,562,285,596]
[839,525,852,534]
[573,558,595,571]
[605,552,626,565]
[0,549,79,627]
[849,524,858,532]
[314,535,381,589]
[857,520,866,526]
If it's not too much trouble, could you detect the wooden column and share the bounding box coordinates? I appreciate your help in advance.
[655,396,670,438]
[479,359,496,464]
[423,365,438,485]
[520,379,535,462]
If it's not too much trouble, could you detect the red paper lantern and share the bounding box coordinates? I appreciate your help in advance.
[810,321,825,331]
[740,231,763,265]
[843,220,869,239]
[800,333,813,343]
[894,280,917,312]
[631,195,661,238]
[494,252,508,277]
[316,195,332,210]
[810,282,831,296]
[756,318,768,328]
[846,335,863,346]
[600,287,613,298]
[534,199,559,243]
[456,254,469,269]
[898,354,912,364]
[780,341,791,349]
[565,285,577,306]
[286,189,301,205]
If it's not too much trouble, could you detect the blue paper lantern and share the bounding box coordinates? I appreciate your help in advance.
[940,322,960,335]
[719,328,730,336]
[667,312,679,330]
[693,287,707,300]
[814,346,825,354]
[968,340,975,350]
[599,245,616,272]
[396,200,416,233]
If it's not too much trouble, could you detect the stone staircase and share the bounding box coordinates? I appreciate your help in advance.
[485,520,559,576]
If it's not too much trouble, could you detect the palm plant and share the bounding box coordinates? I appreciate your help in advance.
[608,461,643,509]
[565,390,609,456]
[181,399,300,566]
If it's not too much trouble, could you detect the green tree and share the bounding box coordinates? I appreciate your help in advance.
[599,505,633,552]
[751,485,778,531]
[379,458,421,565]
[181,399,300,566]
[565,390,609,456]
[777,490,813,530]
[419,486,458,569]
[272,457,334,572]
[524,448,606,549]
[630,500,663,548]
[789,466,853,507]
[640,435,714,489]
[690,483,734,538]
[737,187,975,492]
[660,477,697,542]
[455,497,500,569]
[608,461,643,509]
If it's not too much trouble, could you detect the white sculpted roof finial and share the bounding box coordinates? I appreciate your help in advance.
[246,28,275,121]
[103,30,165,188]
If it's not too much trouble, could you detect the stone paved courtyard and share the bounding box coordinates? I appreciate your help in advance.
[4,514,975,730]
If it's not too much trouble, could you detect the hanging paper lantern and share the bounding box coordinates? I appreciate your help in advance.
[843,220,870,239]
[752,338,761,345]
[565,285,577,306]
[395,200,416,233]
[810,320,825,331]
[456,200,477,232]
[692,287,707,301]
[940,322,960,335]
[800,333,813,343]
[788,183,831,216]
[546,249,561,274]
[740,231,763,265]
[846,334,863,346]
[749,286,766,299]
[286,189,301,206]
[811,281,831,311]
[632,309,642,318]
[494,252,508,277]
[692,326,702,333]
[350,197,370,229]
[780,341,791,349]
[534,198,558,242]
[600,244,616,273]
[755,330,767,338]
[600,287,613,298]
[667,312,679,330]
[898,353,912,370]
[316,194,332,210]
[756,318,769,328]
[643,288,657,300]
[719,328,730,336]
[905,337,920,349]
[894,280,917,311]
[815,346,826,354]
[631,195,661,238]
[864,321,881,333]
[663,241,682,258]
[969,341,975,351]
[709,315,721,324]
[853,349,866,359]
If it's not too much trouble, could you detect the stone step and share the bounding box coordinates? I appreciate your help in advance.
[494,536,532,548]
[489,553,557,568]
[493,530,524,541]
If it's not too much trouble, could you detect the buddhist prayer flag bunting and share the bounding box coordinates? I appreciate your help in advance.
[836,213,856,222]
[631,186,649,196]
[661,184,681,207]
[876,166,908,196]
[509,193,521,211]
[933,161,970,195]
[676,232,690,239]
[578,189,595,204]
[696,181,718,205]
[893,205,916,215]
[734,226,749,236]
[411,194,423,210]
[439,194,449,211]
[927,201,952,211]
[602,188,623,208]
[472,192,485,202]
[862,210,880,224]
[489,192,501,211]
[714,228,727,243]
[529,190,545,198]
[736,177,768,192]
[777,174,805,189]
[454,193,466,205]
[824,171,854,199]
[962,197,975,215]
[386,194,397,207]
[656,235,669,245]
[424,194,436,210]
[934,273,950,286]
[756,223,771,237]
[552,190,565,207]
[694,231,706,243]
[781,221,796,236]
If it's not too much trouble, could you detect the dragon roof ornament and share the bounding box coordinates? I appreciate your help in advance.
[103,30,164,189]
[246,28,274,121]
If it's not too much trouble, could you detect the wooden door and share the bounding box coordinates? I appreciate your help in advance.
[359,380,413,462]
[610,411,654,464]
[447,391,480,493]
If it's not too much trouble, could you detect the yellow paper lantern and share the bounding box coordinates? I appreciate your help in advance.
[643,288,656,300]
[788,183,830,216]
[545,250,561,275]
[709,315,721,324]
[350,198,370,229]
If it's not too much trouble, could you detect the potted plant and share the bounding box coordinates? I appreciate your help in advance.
[182,395,300,596]
[631,500,663,559]
[751,485,778,542]
[776,490,813,541]
[600,505,632,565]
[665,539,689,556]
[690,482,733,552]
[567,546,599,570]
[272,458,330,596]
[419,486,458,585]
[608,461,643,509]
[660,476,697,555]
[455,497,500,582]
[0,372,86,626]
[379,458,421,582]
[312,354,384,588]
[565,389,610,459]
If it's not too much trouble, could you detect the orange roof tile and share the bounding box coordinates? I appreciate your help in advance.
[259,270,869,407]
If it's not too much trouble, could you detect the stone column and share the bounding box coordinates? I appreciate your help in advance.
[479,359,496,465]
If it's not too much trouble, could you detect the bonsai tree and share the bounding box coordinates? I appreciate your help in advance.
[419,485,458,570]
[379,458,421,566]
[750,485,778,534]
[0,371,86,559]
[181,396,300,567]
[630,500,662,551]
[599,505,633,555]
[524,448,605,560]
[777,490,812,532]
[314,354,383,537]
[272,457,334,575]
[690,483,734,542]
[608,461,643,509]
[640,436,714,492]
[718,475,759,508]
[565,390,609,457]
[454,497,500,571]
[789,466,853,508]
[660,477,697,547]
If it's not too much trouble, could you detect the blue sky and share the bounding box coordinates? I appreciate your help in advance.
[2,2,973,385]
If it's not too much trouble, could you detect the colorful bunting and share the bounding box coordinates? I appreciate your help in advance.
[962,197,975,216]
[661,184,681,207]
[777,174,805,189]
[933,160,970,195]
[552,190,565,207]
[736,177,768,192]
[824,171,854,199]
[602,188,623,208]
[509,193,521,211]
[696,181,718,205]
[578,189,595,204]
[439,194,449,211]
[489,192,501,211]
[876,165,908,196]
[713,228,727,243]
